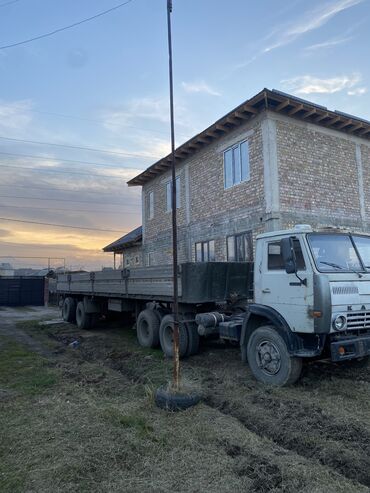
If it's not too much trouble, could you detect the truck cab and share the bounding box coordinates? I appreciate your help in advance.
[242,225,370,385]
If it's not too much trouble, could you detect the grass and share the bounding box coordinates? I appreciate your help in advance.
[0,313,369,492]
[0,339,57,395]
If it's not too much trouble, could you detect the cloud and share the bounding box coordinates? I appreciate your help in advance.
[305,36,353,51]
[347,87,368,96]
[281,73,363,94]
[264,0,363,53]
[0,99,33,131]
[181,81,221,97]
[236,0,363,69]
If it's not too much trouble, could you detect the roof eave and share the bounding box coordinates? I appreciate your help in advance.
[127,88,370,187]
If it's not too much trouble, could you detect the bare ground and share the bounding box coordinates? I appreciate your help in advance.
[0,306,369,493]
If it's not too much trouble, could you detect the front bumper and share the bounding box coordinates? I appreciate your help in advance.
[331,334,370,362]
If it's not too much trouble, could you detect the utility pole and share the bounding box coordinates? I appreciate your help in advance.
[167,0,180,391]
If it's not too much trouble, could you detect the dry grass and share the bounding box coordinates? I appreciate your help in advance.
[0,315,369,492]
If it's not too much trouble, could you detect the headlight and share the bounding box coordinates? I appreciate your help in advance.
[333,314,346,331]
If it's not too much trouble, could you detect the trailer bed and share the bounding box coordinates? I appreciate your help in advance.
[57,262,253,304]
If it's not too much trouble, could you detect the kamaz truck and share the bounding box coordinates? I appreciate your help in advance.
[57,225,370,386]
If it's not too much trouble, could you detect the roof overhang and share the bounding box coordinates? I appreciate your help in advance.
[127,88,370,187]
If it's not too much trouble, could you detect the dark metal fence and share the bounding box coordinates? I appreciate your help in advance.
[0,277,47,306]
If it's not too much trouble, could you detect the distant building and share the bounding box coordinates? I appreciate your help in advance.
[103,226,143,268]
[0,263,14,277]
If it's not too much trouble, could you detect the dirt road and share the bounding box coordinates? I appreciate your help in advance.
[0,306,369,492]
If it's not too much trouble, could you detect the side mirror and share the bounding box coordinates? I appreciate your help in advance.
[280,237,297,274]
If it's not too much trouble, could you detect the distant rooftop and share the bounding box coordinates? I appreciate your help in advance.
[128,88,370,187]
[103,226,142,253]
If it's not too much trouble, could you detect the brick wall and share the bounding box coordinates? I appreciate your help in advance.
[274,114,370,233]
[141,114,266,265]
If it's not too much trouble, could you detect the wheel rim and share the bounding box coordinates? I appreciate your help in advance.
[164,325,173,347]
[256,340,281,376]
[140,320,150,341]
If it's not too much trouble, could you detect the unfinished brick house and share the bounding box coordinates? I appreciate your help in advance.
[121,88,370,267]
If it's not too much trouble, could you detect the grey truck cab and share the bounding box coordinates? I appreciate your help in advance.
[233,224,370,385]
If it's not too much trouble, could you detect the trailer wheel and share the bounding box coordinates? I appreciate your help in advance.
[159,314,188,358]
[76,301,92,330]
[183,314,199,356]
[247,325,302,386]
[136,309,160,348]
[62,297,76,323]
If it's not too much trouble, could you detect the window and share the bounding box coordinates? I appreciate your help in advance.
[224,140,249,189]
[147,252,153,266]
[147,191,154,220]
[195,240,215,262]
[166,176,181,212]
[125,257,130,267]
[135,256,139,265]
[268,240,306,271]
[227,232,252,261]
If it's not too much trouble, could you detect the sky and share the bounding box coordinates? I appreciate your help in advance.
[0,0,369,270]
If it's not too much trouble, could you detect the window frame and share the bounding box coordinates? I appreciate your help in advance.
[223,139,250,189]
[195,239,215,262]
[226,231,253,262]
[166,176,181,212]
[147,190,154,220]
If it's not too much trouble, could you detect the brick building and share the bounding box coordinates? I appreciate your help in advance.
[123,88,370,267]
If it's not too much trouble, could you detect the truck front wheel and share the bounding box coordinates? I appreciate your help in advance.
[247,325,302,386]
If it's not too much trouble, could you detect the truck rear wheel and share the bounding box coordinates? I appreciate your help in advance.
[136,309,160,348]
[247,325,302,386]
[183,314,199,356]
[76,301,92,330]
[62,297,76,323]
[159,314,188,358]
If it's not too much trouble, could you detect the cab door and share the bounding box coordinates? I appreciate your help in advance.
[256,236,314,333]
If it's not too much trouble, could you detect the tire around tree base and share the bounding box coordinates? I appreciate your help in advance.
[247,325,302,386]
[154,386,200,412]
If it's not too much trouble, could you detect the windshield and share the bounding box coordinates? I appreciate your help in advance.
[308,234,363,272]
[352,235,370,270]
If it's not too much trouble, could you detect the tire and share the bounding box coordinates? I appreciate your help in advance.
[247,325,302,386]
[154,386,200,411]
[183,314,200,356]
[62,297,76,323]
[339,356,370,369]
[136,309,160,348]
[76,301,92,330]
[159,314,188,358]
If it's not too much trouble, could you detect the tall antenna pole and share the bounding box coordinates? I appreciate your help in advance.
[167,0,180,391]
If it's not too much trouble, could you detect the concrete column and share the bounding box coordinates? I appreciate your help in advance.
[262,116,281,231]
[356,144,366,224]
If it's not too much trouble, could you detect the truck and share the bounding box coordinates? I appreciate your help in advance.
[56,224,370,386]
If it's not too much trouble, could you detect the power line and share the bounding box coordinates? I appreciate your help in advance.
[0,135,159,159]
[0,183,137,197]
[0,163,134,179]
[0,151,145,169]
[0,193,140,207]
[28,108,189,139]
[0,203,139,215]
[0,217,126,233]
[0,0,135,50]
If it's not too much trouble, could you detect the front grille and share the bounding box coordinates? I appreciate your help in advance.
[332,286,358,295]
[347,311,370,329]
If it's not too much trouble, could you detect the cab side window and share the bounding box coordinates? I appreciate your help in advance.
[268,239,306,271]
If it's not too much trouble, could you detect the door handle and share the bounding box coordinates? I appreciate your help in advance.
[262,288,271,293]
